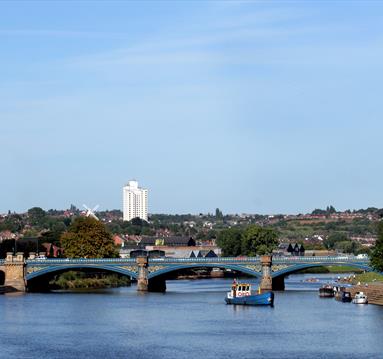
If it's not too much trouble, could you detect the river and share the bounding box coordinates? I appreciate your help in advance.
[1,273,382,359]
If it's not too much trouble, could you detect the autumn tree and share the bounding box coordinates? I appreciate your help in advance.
[60,217,118,258]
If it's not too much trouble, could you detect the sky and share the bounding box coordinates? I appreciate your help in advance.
[1,0,383,215]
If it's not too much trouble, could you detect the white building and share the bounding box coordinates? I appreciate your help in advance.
[123,180,148,222]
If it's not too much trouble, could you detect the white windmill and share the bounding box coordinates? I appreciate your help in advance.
[82,204,100,220]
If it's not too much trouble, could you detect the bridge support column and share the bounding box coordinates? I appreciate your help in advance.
[136,256,148,291]
[260,255,273,292]
[4,252,26,292]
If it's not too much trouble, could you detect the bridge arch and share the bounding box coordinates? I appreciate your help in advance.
[26,264,138,281]
[272,262,373,280]
[148,263,262,280]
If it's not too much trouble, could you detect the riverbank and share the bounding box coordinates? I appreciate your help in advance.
[300,265,364,274]
[349,283,383,306]
[338,272,383,306]
[49,271,131,290]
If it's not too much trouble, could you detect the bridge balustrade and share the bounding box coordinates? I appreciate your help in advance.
[26,258,136,264]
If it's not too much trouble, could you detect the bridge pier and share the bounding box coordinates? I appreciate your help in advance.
[136,256,149,291]
[260,255,273,292]
[4,252,26,292]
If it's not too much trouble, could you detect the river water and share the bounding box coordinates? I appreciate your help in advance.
[1,273,382,359]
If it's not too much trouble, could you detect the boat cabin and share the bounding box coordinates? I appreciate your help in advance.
[229,282,252,299]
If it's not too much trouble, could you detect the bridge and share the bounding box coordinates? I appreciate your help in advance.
[0,252,373,292]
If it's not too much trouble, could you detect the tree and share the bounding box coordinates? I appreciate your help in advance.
[215,208,223,220]
[27,207,46,226]
[217,228,243,257]
[0,214,23,232]
[323,232,348,249]
[241,225,278,256]
[60,217,118,258]
[334,240,358,254]
[371,222,383,271]
[326,205,336,214]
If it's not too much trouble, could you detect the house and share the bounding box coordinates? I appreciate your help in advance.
[189,249,218,258]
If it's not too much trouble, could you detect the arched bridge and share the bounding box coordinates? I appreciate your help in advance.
[0,253,373,292]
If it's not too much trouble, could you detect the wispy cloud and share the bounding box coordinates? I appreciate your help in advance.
[0,29,134,40]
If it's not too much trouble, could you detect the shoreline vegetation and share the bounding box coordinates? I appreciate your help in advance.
[352,272,383,284]
[49,271,131,290]
[299,265,364,274]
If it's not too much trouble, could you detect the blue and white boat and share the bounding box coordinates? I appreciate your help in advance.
[225,281,274,306]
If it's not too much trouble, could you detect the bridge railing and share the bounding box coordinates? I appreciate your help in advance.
[149,257,262,263]
[273,256,370,263]
[26,258,136,264]
[23,255,370,265]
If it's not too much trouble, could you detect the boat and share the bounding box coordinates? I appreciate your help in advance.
[304,277,319,283]
[352,291,368,304]
[341,291,352,302]
[334,286,352,302]
[225,281,274,306]
[319,284,335,298]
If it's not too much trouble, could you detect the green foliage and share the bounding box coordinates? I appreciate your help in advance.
[49,271,130,289]
[60,217,118,258]
[371,222,383,272]
[353,271,383,284]
[217,225,278,256]
[215,208,223,220]
[323,232,348,249]
[27,207,46,226]
[334,240,358,254]
[241,225,278,256]
[0,214,23,232]
[217,228,243,256]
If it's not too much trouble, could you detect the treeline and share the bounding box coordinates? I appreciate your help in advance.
[371,222,383,272]
[217,225,278,257]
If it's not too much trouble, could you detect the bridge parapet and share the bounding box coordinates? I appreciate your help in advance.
[26,258,136,264]
[273,256,370,263]
[149,257,262,263]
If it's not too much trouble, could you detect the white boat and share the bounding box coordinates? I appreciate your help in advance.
[352,291,368,304]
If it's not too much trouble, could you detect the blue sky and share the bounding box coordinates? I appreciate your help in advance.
[1,1,382,214]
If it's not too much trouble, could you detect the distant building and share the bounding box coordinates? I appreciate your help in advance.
[275,243,305,256]
[122,180,148,222]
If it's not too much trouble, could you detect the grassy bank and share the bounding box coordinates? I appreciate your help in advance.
[299,265,364,274]
[49,271,131,289]
[352,272,383,285]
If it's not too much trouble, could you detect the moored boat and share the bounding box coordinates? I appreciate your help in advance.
[319,284,335,298]
[341,291,352,302]
[225,281,274,306]
[334,286,352,302]
[352,291,368,304]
